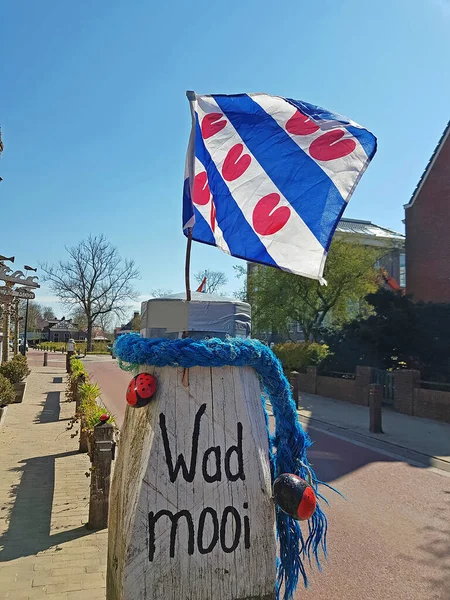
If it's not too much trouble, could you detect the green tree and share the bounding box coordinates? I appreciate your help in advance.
[248,239,383,341]
[324,289,450,381]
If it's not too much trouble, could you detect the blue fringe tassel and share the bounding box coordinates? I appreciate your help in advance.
[115,335,328,600]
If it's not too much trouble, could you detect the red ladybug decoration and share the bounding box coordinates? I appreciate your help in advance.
[126,373,157,408]
[273,473,317,521]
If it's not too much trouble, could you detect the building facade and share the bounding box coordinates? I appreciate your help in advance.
[404,121,450,303]
[334,219,405,287]
[43,317,86,342]
[246,218,405,343]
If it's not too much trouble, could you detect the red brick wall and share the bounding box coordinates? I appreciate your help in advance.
[316,376,360,404]
[405,129,450,303]
[414,389,450,423]
[297,372,315,395]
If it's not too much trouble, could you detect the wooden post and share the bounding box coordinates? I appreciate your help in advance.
[79,417,88,453]
[369,383,383,433]
[290,371,299,409]
[87,421,114,530]
[107,365,276,600]
[66,350,74,373]
[13,299,19,356]
[2,301,10,363]
[43,352,48,366]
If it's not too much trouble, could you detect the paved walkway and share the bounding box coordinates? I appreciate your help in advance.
[0,356,107,599]
[294,391,450,470]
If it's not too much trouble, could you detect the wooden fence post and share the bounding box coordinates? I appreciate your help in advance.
[369,383,383,433]
[290,371,299,409]
[79,417,89,453]
[87,421,115,530]
[66,350,74,373]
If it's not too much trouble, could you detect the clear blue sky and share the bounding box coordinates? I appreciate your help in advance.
[1,0,449,317]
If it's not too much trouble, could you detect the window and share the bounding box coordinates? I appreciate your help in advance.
[399,252,406,287]
[53,333,59,342]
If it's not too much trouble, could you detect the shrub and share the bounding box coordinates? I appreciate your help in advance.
[273,342,329,373]
[70,357,86,377]
[0,374,16,405]
[79,381,114,430]
[0,354,31,384]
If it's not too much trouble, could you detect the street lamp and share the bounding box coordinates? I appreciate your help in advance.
[22,265,38,356]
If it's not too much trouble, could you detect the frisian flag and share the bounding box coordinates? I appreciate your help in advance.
[183,92,377,282]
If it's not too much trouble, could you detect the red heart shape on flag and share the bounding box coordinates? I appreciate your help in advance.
[309,130,356,161]
[252,193,291,236]
[210,201,216,232]
[193,172,210,206]
[222,144,252,182]
[286,110,320,136]
[202,113,227,139]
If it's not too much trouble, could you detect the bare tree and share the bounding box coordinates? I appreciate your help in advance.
[70,306,88,330]
[42,306,55,321]
[97,312,114,335]
[19,301,44,332]
[150,288,173,298]
[194,270,228,294]
[41,235,139,351]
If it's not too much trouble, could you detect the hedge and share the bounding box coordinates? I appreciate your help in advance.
[38,341,110,354]
[273,342,329,373]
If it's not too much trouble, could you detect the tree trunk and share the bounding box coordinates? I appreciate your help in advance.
[87,320,94,352]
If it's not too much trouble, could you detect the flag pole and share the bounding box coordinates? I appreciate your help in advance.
[184,90,196,305]
[182,228,193,383]
[184,228,193,302]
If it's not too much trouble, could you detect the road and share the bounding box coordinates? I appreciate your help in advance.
[78,354,450,599]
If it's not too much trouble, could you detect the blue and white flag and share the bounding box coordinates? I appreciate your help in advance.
[183,92,377,282]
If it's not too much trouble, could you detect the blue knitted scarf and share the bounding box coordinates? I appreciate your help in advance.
[115,335,327,600]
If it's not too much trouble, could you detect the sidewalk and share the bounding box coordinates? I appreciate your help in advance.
[0,357,107,599]
[294,391,450,470]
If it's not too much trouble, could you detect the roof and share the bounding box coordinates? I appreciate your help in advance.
[336,218,404,241]
[152,291,244,303]
[49,319,78,331]
[404,121,450,209]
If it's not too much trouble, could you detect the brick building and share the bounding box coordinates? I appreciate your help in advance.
[404,121,450,302]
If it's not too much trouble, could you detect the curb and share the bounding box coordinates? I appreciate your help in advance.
[264,401,450,475]
[297,412,450,475]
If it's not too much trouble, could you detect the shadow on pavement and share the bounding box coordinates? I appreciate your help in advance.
[36,391,61,424]
[305,429,397,483]
[0,450,93,561]
[396,496,450,598]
